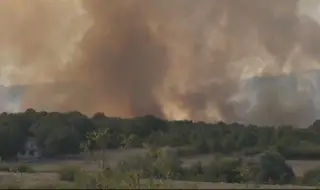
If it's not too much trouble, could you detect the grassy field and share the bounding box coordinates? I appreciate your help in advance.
[287,160,320,177]
[1,148,319,189]
[0,172,315,189]
[4,148,320,176]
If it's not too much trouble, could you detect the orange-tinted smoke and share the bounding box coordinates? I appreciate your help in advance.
[2,0,320,126]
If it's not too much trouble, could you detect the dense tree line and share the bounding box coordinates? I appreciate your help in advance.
[1,109,320,160]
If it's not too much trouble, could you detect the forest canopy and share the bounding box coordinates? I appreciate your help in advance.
[1,108,320,160]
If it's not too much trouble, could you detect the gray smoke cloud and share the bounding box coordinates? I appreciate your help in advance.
[1,0,320,127]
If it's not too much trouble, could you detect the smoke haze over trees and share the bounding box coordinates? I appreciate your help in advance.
[2,1,320,126]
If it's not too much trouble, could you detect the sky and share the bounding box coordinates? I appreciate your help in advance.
[1,1,320,127]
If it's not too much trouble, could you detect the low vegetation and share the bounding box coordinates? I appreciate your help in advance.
[0,109,320,188]
[0,163,35,173]
[58,165,80,182]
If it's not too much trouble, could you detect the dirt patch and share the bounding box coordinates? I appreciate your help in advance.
[287,160,320,177]
[0,172,59,188]
[0,172,314,189]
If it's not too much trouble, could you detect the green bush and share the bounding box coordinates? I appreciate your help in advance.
[122,134,142,148]
[116,147,184,180]
[153,147,184,179]
[256,151,295,184]
[202,156,243,183]
[11,164,35,173]
[184,161,205,181]
[117,155,149,175]
[58,166,80,182]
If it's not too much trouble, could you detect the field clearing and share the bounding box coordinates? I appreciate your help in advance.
[165,180,315,189]
[287,160,320,177]
[1,150,319,189]
[0,172,315,189]
[4,148,320,177]
[0,172,61,188]
[182,154,320,177]
[4,148,149,172]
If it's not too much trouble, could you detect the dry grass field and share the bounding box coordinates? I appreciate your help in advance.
[1,148,319,189]
[0,172,315,189]
[287,160,320,177]
[5,148,320,176]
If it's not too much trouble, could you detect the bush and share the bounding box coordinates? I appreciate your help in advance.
[11,164,35,173]
[256,151,295,184]
[184,161,205,181]
[122,134,142,148]
[116,155,150,177]
[116,147,184,180]
[153,147,184,179]
[202,156,243,183]
[58,166,80,182]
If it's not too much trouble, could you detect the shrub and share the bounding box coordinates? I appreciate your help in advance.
[184,161,205,181]
[122,134,142,148]
[202,156,243,183]
[117,155,149,173]
[153,147,184,179]
[256,151,295,184]
[116,147,184,180]
[58,166,80,182]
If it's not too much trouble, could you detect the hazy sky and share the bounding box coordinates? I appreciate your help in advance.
[1,1,320,127]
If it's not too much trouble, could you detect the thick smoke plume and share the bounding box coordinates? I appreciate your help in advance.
[1,0,320,127]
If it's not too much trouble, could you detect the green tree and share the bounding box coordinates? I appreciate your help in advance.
[256,151,295,184]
